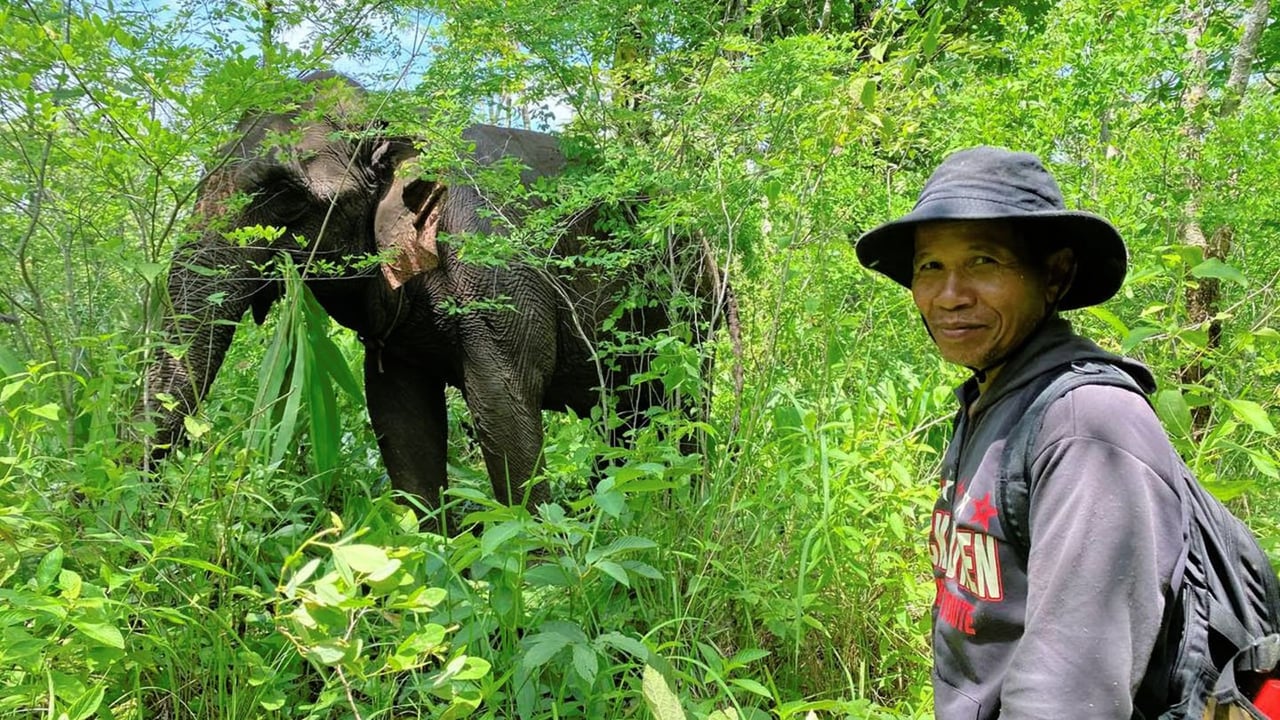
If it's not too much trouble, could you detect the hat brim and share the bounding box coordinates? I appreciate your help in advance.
[854,199,1127,311]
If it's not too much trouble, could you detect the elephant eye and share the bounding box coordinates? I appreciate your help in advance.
[245,169,314,223]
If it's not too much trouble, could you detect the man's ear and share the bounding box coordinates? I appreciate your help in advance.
[1045,246,1077,306]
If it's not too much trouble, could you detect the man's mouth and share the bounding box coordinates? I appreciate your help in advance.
[932,322,985,340]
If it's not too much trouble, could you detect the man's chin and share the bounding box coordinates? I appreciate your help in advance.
[936,345,991,370]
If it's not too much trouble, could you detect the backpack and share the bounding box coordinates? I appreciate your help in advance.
[997,361,1280,719]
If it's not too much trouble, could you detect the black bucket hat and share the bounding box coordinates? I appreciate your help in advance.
[854,146,1127,311]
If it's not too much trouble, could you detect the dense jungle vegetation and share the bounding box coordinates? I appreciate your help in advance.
[3,0,1280,717]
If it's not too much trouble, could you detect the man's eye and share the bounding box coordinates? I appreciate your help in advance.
[915,260,940,273]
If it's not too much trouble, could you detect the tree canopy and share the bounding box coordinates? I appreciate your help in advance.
[1,0,1278,717]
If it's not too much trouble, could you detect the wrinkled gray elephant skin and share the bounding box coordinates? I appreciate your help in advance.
[136,73,734,519]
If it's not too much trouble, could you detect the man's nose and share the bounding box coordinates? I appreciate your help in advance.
[934,271,974,309]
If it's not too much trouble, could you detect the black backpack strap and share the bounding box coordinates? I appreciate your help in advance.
[1208,634,1280,718]
[998,361,1149,560]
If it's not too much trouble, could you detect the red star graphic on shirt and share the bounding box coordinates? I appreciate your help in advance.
[969,492,997,531]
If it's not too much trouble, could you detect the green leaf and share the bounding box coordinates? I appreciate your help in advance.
[1154,389,1193,439]
[1245,448,1279,480]
[585,536,657,563]
[308,311,361,399]
[1190,258,1248,286]
[1225,399,1276,436]
[643,664,687,720]
[524,563,577,587]
[58,569,82,599]
[332,544,392,575]
[572,643,599,685]
[258,688,286,711]
[0,381,23,404]
[27,403,61,420]
[0,346,21,377]
[728,648,771,667]
[73,620,125,649]
[522,629,572,668]
[36,546,64,591]
[1085,305,1129,337]
[306,640,348,666]
[272,298,309,467]
[452,656,491,681]
[0,627,48,670]
[284,557,322,597]
[860,79,876,110]
[63,684,105,720]
[162,556,233,577]
[305,349,339,472]
[593,488,625,518]
[135,261,166,283]
[595,560,630,587]
[729,677,773,699]
[183,415,211,439]
[595,631,649,661]
[481,521,526,557]
[1120,325,1162,353]
[923,25,938,55]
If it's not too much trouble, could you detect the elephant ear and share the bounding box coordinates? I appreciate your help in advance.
[374,173,446,289]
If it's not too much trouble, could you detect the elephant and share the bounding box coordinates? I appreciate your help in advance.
[135,72,737,518]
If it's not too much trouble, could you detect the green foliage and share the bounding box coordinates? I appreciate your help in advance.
[2,0,1279,717]
[249,259,363,474]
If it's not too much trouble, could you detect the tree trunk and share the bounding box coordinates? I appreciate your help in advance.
[1177,0,1268,435]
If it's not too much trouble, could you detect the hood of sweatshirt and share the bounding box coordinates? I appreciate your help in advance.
[959,316,1157,417]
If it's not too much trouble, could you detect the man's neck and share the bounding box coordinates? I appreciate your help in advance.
[967,364,1004,416]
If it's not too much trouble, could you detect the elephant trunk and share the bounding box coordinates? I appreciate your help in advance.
[136,238,270,465]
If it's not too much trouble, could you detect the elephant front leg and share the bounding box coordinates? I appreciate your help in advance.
[463,372,551,511]
[365,354,449,514]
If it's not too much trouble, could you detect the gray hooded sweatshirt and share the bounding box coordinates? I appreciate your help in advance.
[930,317,1183,719]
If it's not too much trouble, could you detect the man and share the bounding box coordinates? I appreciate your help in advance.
[854,146,1185,718]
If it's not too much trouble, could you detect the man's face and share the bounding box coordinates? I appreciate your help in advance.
[912,220,1067,372]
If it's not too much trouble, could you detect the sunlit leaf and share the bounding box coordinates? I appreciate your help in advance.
[452,656,491,681]
[27,403,61,420]
[1225,399,1276,436]
[183,415,211,439]
[643,664,687,720]
[306,640,348,666]
[63,685,104,720]
[58,569,82,600]
[332,544,392,576]
[73,621,124,649]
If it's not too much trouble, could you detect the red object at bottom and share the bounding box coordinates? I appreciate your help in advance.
[1256,678,1280,719]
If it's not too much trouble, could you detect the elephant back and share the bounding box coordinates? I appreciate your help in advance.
[461,124,567,184]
